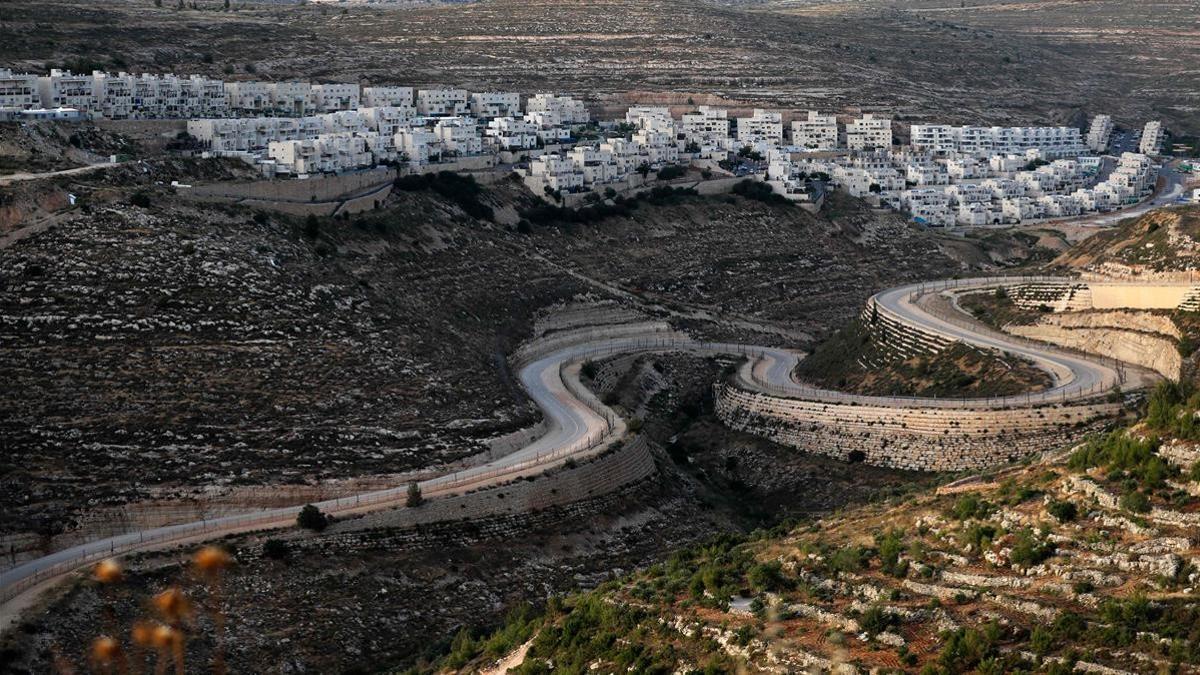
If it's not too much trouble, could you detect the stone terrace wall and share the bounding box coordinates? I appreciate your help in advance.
[714,385,1122,471]
[859,297,954,367]
[1007,281,1093,312]
[338,435,657,532]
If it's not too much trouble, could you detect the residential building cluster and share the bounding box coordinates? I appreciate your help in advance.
[186,96,590,175]
[0,67,1169,226]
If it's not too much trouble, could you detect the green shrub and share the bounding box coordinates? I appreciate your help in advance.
[876,529,907,577]
[406,481,424,507]
[129,191,152,208]
[858,605,899,637]
[746,561,789,593]
[1009,528,1056,568]
[1047,500,1078,522]
[296,503,328,531]
[731,179,788,205]
[828,546,871,574]
[655,164,686,180]
[1030,625,1055,655]
[395,171,495,221]
[948,493,994,521]
[1119,490,1151,513]
[937,623,1001,673]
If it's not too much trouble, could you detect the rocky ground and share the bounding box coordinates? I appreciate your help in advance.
[0,180,586,542]
[525,191,989,347]
[0,0,1196,133]
[0,122,137,177]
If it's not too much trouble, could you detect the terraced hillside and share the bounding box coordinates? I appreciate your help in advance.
[433,387,1200,673]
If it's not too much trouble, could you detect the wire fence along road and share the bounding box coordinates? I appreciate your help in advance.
[0,274,1159,607]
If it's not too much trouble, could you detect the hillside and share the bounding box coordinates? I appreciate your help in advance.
[440,390,1200,674]
[1054,206,1200,278]
[2,162,1032,568]
[0,158,1062,672]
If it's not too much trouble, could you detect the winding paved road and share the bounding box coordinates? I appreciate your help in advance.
[0,275,1160,627]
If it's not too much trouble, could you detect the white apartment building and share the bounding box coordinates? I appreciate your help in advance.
[525,94,589,125]
[393,128,442,165]
[522,111,573,143]
[224,81,271,114]
[416,88,469,117]
[946,157,985,181]
[600,136,649,174]
[1001,197,1039,224]
[737,109,784,148]
[846,114,892,151]
[632,129,680,167]
[791,111,839,151]
[268,132,372,175]
[362,86,414,108]
[624,106,675,135]
[913,125,1084,159]
[269,82,312,116]
[1139,120,1164,155]
[681,106,730,140]
[1086,115,1113,153]
[905,163,948,186]
[188,75,228,117]
[310,83,360,112]
[188,115,326,153]
[486,117,539,150]
[625,106,670,127]
[1038,195,1082,218]
[91,72,135,119]
[568,146,623,185]
[358,106,414,137]
[468,92,520,119]
[153,74,186,118]
[909,125,957,154]
[528,154,585,192]
[0,69,39,110]
[320,109,369,135]
[37,70,96,112]
[433,117,482,156]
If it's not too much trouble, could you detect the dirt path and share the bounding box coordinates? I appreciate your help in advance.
[481,637,535,675]
[0,160,124,187]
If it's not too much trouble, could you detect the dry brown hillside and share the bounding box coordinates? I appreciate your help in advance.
[1053,206,1200,277]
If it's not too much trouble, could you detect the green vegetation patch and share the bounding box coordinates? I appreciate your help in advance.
[795,318,1052,397]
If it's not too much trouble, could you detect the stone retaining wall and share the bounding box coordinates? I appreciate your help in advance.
[339,435,657,532]
[714,384,1122,471]
[1007,281,1200,313]
[860,297,954,366]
